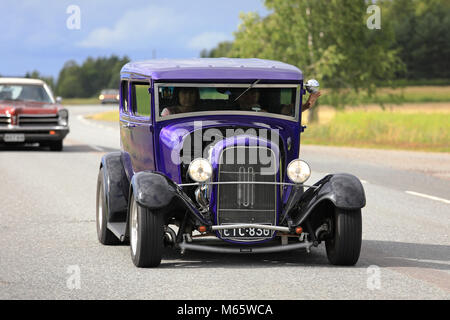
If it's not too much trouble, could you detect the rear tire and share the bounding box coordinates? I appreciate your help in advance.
[96,168,120,245]
[325,208,362,266]
[129,194,163,268]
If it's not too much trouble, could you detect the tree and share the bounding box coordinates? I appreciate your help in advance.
[384,0,450,79]
[55,55,130,98]
[200,41,234,58]
[55,60,84,98]
[206,0,403,121]
[25,70,55,91]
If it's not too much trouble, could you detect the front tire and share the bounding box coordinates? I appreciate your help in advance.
[325,208,362,266]
[129,194,164,268]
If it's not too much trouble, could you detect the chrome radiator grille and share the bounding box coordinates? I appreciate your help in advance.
[18,114,59,127]
[217,146,278,241]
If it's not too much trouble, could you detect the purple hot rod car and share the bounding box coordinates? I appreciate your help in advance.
[96,58,366,268]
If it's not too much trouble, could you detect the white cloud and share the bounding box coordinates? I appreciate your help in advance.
[188,32,232,51]
[77,5,185,49]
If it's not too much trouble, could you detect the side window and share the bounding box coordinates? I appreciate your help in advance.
[121,80,129,114]
[131,83,151,118]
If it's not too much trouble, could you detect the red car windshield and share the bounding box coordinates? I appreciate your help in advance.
[0,84,53,103]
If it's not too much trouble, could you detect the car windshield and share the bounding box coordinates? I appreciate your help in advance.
[157,83,299,119]
[0,84,53,103]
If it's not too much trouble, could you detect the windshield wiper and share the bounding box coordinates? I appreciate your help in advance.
[233,79,261,103]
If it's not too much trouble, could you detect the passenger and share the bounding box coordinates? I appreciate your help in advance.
[161,87,199,117]
[236,89,264,112]
[301,91,322,112]
[281,91,322,115]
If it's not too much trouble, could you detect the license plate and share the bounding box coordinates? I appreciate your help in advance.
[221,226,272,238]
[3,134,25,142]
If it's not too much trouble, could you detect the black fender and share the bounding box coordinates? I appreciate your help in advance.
[100,152,130,222]
[130,171,209,225]
[292,173,366,226]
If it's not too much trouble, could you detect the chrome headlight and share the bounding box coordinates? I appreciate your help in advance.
[287,159,311,184]
[188,158,212,183]
[58,109,69,126]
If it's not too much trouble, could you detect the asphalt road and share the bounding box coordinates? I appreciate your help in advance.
[0,105,449,300]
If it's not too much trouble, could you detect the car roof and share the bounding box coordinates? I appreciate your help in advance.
[121,58,303,81]
[0,77,46,85]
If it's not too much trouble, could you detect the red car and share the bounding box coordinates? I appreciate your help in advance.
[0,78,69,151]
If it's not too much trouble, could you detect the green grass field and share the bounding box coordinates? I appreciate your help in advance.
[61,97,100,105]
[302,110,450,152]
[86,111,119,122]
[87,105,450,152]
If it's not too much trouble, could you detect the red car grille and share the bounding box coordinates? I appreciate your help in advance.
[17,114,59,127]
[0,115,11,126]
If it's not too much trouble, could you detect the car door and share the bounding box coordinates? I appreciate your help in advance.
[125,79,155,173]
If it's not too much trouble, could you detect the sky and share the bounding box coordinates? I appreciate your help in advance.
[0,0,269,79]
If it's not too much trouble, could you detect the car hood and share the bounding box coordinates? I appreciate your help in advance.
[0,100,60,115]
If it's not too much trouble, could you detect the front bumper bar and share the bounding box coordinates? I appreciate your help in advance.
[179,223,311,254]
[0,125,69,142]
[179,240,314,254]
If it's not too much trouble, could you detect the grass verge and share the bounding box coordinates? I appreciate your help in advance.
[61,97,100,105]
[85,111,119,122]
[302,108,450,152]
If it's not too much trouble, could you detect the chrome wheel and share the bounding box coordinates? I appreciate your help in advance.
[96,167,120,245]
[97,186,103,230]
[130,198,138,256]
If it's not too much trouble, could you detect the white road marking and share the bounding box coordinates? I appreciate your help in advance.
[397,257,450,266]
[76,114,90,125]
[89,145,104,152]
[405,191,450,204]
[76,114,114,131]
[360,179,368,184]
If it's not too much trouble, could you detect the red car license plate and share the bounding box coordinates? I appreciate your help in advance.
[3,134,25,142]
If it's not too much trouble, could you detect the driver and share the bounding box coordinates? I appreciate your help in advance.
[161,87,199,117]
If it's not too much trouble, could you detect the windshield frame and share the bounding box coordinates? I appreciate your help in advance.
[154,82,301,122]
